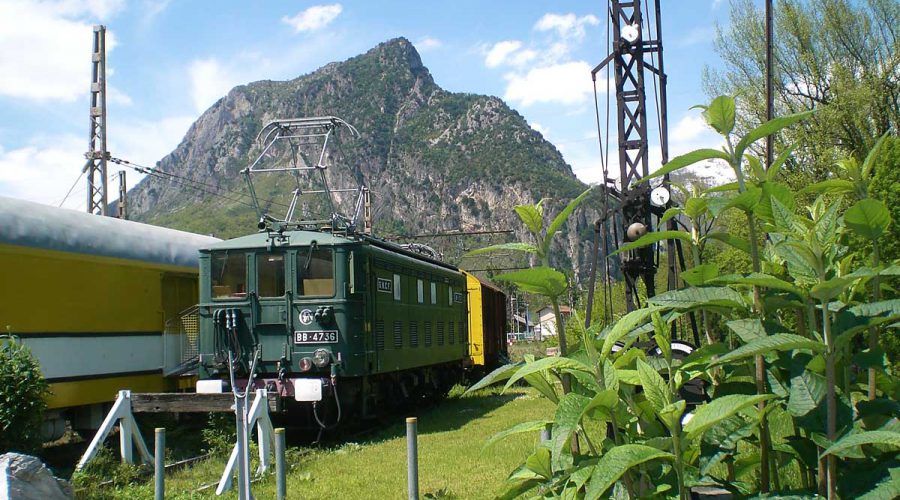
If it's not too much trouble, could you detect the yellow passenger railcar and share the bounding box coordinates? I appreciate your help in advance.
[0,196,218,436]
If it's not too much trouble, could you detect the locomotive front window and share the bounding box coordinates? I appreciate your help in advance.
[297,248,334,297]
[257,254,285,297]
[211,253,247,299]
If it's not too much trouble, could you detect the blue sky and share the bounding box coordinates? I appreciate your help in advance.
[0,0,738,211]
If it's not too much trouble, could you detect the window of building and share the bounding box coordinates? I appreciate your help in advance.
[297,248,334,297]
[211,253,247,299]
[256,253,285,297]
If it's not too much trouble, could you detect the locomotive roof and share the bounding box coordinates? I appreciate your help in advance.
[202,230,354,251]
[0,195,220,268]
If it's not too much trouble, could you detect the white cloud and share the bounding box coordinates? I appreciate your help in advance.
[281,4,343,33]
[530,122,549,136]
[0,113,195,211]
[503,61,595,107]
[676,26,716,48]
[534,13,599,41]
[188,58,241,113]
[484,40,523,68]
[0,134,88,210]
[416,36,442,52]
[107,85,133,106]
[712,0,724,9]
[0,1,123,101]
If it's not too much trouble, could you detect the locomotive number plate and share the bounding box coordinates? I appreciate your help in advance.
[294,330,339,344]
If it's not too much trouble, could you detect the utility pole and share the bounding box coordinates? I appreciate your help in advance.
[84,25,110,215]
[117,170,127,219]
[592,0,669,312]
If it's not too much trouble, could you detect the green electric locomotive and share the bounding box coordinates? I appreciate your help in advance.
[195,116,506,426]
[195,229,491,425]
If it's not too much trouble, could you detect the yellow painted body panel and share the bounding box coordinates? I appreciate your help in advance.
[466,273,486,366]
[0,243,200,409]
[0,243,195,333]
[47,374,170,409]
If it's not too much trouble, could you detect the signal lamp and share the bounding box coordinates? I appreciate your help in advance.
[313,349,331,368]
[626,222,648,241]
[298,357,314,372]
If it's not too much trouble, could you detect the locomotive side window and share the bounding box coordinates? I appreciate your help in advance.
[430,282,436,305]
[256,254,285,297]
[393,274,401,301]
[297,248,334,297]
[417,279,424,304]
[211,253,247,299]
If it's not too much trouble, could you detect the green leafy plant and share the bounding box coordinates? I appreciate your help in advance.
[0,333,49,453]
[471,96,900,499]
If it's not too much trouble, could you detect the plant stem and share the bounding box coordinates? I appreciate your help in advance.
[822,301,837,500]
[729,136,771,494]
[868,241,881,400]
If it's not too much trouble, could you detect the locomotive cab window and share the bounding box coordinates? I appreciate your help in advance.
[256,253,285,297]
[297,248,334,297]
[211,253,247,299]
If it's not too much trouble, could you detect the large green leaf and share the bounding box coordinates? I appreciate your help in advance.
[514,203,544,236]
[845,198,891,240]
[644,148,731,181]
[544,187,593,251]
[524,371,559,404]
[787,370,826,417]
[585,445,674,499]
[725,318,766,343]
[684,198,709,219]
[755,181,795,223]
[774,241,819,281]
[504,356,594,391]
[637,359,670,412]
[495,266,568,298]
[684,394,775,438]
[698,95,736,135]
[681,264,720,287]
[550,393,591,471]
[611,230,692,256]
[766,143,796,181]
[734,110,814,158]
[820,430,900,458]
[483,420,551,450]
[858,467,900,500]
[465,242,540,257]
[861,131,892,179]
[706,232,751,254]
[711,334,824,366]
[810,276,853,302]
[724,187,763,213]
[466,362,522,394]
[525,447,552,480]
[648,286,746,310]
[800,179,856,196]
[711,272,803,296]
[601,307,660,358]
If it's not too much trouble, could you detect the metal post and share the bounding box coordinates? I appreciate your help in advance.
[235,393,252,500]
[406,417,419,500]
[154,428,165,500]
[85,25,109,216]
[275,428,286,500]
[118,170,127,219]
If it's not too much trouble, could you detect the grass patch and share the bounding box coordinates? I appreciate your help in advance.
[74,387,552,499]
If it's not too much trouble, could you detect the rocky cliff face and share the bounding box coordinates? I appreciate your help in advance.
[129,38,600,279]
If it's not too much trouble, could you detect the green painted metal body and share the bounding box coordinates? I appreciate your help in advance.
[197,230,468,380]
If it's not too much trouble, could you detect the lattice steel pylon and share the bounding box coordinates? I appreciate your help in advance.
[592,0,669,312]
[84,25,110,215]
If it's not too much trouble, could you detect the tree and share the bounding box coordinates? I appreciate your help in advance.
[706,0,900,184]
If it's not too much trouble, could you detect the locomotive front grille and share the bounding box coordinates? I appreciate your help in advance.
[375,320,385,351]
[449,321,455,345]
[437,321,444,345]
[410,321,419,347]
[424,321,432,346]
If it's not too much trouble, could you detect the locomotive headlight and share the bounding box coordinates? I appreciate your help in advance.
[298,357,314,372]
[312,349,331,368]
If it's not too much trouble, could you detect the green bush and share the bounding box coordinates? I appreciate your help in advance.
[0,335,49,453]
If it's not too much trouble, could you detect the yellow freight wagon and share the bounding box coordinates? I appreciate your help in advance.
[0,196,218,437]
